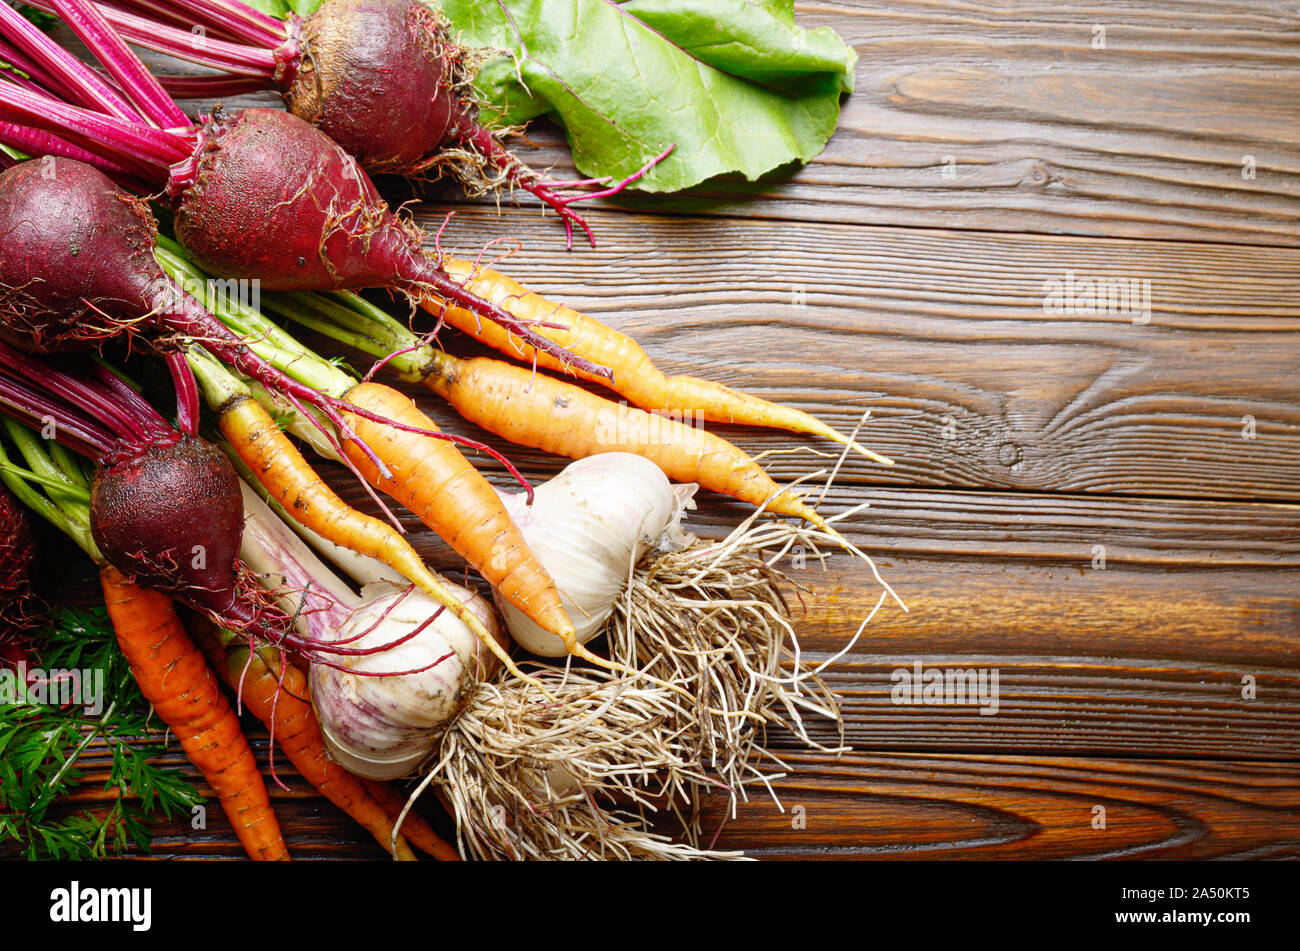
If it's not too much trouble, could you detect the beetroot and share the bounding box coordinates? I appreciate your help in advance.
[173,106,436,292]
[0,352,439,664]
[0,344,330,652]
[0,0,610,376]
[286,0,618,245]
[0,342,291,640]
[0,158,165,355]
[89,433,248,622]
[0,154,443,444]
[0,149,512,471]
[286,0,458,175]
[24,0,645,248]
[163,106,604,375]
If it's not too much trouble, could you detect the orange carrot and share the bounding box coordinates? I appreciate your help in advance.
[99,565,289,861]
[188,610,230,679]
[266,291,835,531]
[195,622,423,862]
[419,351,834,531]
[337,382,593,671]
[428,259,890,465]
[360,779,461,862]
[216,392,501,661]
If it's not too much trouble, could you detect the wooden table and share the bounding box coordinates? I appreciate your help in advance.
[48,0,1300,859]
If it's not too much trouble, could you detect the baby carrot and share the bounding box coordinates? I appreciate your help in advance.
[337,382,590,670]
[206,376,503,664]
[100,566,289,861]
[274,291,833,530]
[429,258,890,465]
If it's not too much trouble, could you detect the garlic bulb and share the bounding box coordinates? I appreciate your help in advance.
[495,453,695,656]
[311,581,499,780]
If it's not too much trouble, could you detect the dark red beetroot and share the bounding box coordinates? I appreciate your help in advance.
[0,158,163,354]
[33,0,627,246]
[88,433,258,628]
[0,155,483,459]
[0,0,609,376]
[172,107,430,291]
[286,0,605,245]
[0,156,349,386]
[286,0,457,174]
[169,107,605,376]
[0,343,306,653]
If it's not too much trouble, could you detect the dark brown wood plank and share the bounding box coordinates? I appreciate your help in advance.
[33,743,1299,860]
[364,206,1300,501]
[701,752,1300,859]
[455,0,1300,246]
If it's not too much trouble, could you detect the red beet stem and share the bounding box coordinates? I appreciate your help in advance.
[0,80,191,170]
[406,254,614,381]
[54,0,191,129]
[0,36,86,105]
[97,0,231,37]
[25,0,281,76]
[89,360,184,444]
[158,0,286,46]
[0,341,170,458]
[0,2,137,120]
[0,119,153,186]
[157,74,272,99]
[162,350,201,435]
[0,343,159,446]
[0,370,117,458]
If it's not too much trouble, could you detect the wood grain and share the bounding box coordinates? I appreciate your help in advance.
[442,0,1300,246]
[350,206,1300,501]
[700,752,1300,859]
[17,741,1298,860]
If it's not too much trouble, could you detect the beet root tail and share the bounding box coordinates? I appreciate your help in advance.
[407,257,613,382]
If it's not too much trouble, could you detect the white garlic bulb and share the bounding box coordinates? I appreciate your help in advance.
[311,581,499,780]
[495,453,695,656]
